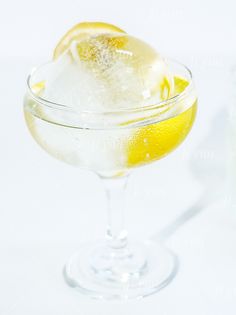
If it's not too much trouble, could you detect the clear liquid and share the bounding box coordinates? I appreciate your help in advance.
[24,76,197,177]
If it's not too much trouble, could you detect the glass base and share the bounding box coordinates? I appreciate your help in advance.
[64,240,178,299]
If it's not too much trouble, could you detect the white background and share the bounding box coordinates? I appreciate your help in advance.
[0,0,236,314]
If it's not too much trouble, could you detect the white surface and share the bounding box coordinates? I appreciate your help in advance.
[0,0,236,314]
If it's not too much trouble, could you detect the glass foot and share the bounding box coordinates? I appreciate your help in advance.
[64,240,178,299]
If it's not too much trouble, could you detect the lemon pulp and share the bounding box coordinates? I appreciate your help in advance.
[53,22,126,60]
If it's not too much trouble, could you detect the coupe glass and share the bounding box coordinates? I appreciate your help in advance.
[24,59,197,299]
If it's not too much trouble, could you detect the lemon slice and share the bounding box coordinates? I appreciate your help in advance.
[53,21,126,59]
[127,76,197,167]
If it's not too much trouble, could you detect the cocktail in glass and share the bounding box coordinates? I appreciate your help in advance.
[24,23,197,299]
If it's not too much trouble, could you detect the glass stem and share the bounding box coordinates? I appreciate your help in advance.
[101,175,129,250]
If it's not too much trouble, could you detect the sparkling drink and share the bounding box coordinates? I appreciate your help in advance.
[25,75,196,177]
[24,21,197,298]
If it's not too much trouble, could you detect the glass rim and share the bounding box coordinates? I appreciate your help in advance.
[26,58,194,116]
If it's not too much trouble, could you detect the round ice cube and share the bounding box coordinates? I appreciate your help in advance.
[42,34,174,112]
